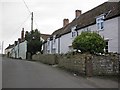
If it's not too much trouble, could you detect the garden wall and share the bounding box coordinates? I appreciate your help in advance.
[32,53,119,76]
[32,54,58,65]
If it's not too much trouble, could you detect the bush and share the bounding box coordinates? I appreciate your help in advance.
[72,31,105,54]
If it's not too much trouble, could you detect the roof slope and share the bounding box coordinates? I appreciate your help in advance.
[51,2,120,37]
[5,44,14,50]
[41,34,51,41]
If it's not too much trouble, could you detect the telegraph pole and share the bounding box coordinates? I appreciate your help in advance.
[31,12,33,31]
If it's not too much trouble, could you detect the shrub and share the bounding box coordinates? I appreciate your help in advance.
[72,31,105,54]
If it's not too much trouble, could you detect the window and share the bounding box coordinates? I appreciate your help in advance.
[96,15,104,31]
[71,26,77,38]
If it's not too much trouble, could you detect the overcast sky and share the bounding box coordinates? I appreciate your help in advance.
[0,0,109,53]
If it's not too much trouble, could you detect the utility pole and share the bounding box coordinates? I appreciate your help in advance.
[31,12,33,31]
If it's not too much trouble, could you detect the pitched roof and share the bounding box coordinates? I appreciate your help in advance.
[51,2,120,37]
[41,34,51,41]
[5,44,14,50]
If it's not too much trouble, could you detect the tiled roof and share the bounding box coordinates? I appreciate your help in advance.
[51,2,120,37]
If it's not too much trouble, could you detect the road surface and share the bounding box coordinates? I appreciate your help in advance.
[2,57,118,88]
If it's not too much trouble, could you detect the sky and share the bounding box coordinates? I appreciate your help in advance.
[0,0,109,53]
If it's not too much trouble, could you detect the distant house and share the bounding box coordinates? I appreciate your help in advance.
[10,40,27,59]
[40,34,51,53]
[41,34,51,42]
[5,28,27,59]
[43,2,120,54]
[5,44,14,57]
[10,28,27,59]
[5,28,51,59]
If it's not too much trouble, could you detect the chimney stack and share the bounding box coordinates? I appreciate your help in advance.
[18,38,21,43]
[75,10,82,18]
[21,28,24,40]
[63,19,69,27]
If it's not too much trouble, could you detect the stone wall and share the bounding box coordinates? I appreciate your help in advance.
[92,54,119,75]
[32,53,119,76]
[32,54,57,65]
[58,54,86,75]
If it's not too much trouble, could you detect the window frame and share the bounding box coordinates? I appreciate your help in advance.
[96,15,105,31]
[71,26,77,38]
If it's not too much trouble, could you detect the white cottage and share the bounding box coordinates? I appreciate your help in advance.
[10,40,27,59]
[5,44,14,57]
[43,2,120,54]
[9,28,27,59]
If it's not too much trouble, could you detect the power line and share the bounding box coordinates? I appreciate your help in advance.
[22,0,31,14]
[22,0,39,30]
[9,14,31,41]
[34,19,40,30]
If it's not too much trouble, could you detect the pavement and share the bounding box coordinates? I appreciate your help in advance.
[2,57,119,88]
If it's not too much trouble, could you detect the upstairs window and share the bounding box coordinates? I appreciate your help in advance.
[96,15,104,31]
[71,26,77,38]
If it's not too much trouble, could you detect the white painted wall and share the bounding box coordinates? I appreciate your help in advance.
[19,41,27,59]
[10,41,27,59]
[60,33,75,54]
[118,16,120,53]
[55,38,58,54]
[5,48,12,55]
[43,16,119,54]
[78,17,119,53]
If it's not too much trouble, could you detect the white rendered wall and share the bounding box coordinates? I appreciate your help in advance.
[60,33,76,54]
[10,41,27,59]
[44,17,119,54]
[19,41,27,59]
[78,17,119,53]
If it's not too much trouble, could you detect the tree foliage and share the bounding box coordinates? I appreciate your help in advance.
[72,31,105,54]
[25,29,42,55]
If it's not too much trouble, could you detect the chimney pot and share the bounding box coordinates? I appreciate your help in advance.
[63,18,69,27]
[75,10,82,18]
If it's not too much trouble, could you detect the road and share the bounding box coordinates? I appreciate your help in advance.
[2,57,118,88]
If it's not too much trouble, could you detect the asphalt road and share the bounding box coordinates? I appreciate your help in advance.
[2,57,118,88]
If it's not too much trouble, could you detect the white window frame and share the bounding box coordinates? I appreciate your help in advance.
[96,15,105,31]
[71,26,77,38]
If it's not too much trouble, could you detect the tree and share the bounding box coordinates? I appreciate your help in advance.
[25,29,42,56]
[72,31,105,54]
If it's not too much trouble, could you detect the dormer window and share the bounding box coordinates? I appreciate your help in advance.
[71,26,77,38]
[96,15,105,31]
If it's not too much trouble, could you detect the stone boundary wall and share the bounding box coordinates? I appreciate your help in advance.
[92,54,119,75]
[58,54,86,75]
[32,54,57,65]
[32,53,119,76]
